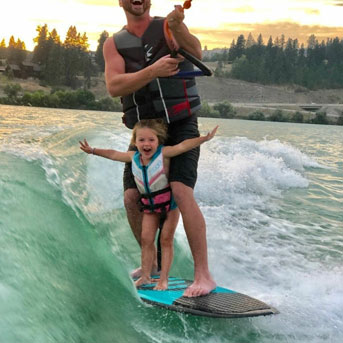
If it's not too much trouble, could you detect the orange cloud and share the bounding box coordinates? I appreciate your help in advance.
[192,21,343,48]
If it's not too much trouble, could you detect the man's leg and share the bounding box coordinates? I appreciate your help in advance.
[124,188,142,246]
[171,181,216,297]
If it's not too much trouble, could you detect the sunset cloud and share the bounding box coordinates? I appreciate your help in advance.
[1,0,342,51]
[194,21,343,48]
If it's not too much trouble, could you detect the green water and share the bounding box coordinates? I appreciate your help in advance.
[0,105,342,342]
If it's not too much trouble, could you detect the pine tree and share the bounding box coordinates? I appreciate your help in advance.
[64,26,89,51]
[246,33,255,48]
[63,26,90,88]
[235,34,246,59]
[257,34,264,47]
[33,24,50,64]
[8,36,16,48]
[49,29,61,45]
[79,33,90,51]
[95,30,109,72]
[284,38,298,83]
[7,36,27,64]
[45,40,65,85]
[64,26,78,48]
[228,39,236,62]
[0,38,6,59]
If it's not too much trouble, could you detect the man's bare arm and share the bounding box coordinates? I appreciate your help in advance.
[103,38,182,97]
[165,5,202,60]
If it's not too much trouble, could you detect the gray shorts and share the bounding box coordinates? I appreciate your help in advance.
[123,114,200,191]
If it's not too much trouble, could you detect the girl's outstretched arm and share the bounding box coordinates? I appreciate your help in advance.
[79,139,133,163]
[163,125,218,158]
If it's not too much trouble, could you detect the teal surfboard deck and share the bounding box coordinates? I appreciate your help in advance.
[137,276,279,318]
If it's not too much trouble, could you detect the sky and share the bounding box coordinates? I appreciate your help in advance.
[1,0,343,51]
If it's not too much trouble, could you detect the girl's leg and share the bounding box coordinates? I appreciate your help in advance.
[135,213,159,287]
[154,209,180,290]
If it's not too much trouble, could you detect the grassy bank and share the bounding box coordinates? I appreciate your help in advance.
[0,81,121,112]
[1,76,342,125]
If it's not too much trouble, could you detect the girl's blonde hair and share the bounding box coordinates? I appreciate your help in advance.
[131,119,168,145]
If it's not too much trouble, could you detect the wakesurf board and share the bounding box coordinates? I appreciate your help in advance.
[137,276,279,318]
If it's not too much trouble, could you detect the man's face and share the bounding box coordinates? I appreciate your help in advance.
[119,0,151,16]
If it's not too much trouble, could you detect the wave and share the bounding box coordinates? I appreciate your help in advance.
[1,114,342,343]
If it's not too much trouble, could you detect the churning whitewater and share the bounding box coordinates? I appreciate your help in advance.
[1,105,342,343]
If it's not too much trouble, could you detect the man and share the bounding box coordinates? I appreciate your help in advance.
[103,0,216,297]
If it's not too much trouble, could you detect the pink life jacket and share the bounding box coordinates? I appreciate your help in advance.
[131,145,177,214]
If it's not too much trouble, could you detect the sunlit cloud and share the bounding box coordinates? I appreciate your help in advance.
[233,6,255,13]
[0,0,342,51]
[193,22,343,49]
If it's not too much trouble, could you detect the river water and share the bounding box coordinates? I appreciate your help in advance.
[0,104,342,343]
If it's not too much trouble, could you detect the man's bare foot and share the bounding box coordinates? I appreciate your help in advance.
[134,276,151,288]
[153,279,168,291]
[131,265,160,279]
[183,278,216,297]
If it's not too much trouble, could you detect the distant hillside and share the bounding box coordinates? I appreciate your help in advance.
[196,76,343,105]
[196,77,343,123]
[10,74,343,104]
[2,74,343,122]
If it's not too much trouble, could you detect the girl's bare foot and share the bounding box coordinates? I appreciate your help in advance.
[134,276,151,288]
[131,265,160,279]
[153,279,168,291]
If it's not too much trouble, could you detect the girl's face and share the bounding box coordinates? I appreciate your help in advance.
[135,127,159,162]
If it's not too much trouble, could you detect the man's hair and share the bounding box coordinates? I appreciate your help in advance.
[131,119,168,145]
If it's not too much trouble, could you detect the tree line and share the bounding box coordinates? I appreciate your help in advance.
[2,28,343,91]
[204,33,343,90]
[197,100,343,125]
[0,24,108,88]
[0,36,27,65]
[0,83,121,112]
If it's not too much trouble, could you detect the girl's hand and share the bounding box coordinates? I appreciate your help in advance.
[204,125,219,141]
[79,139,93,154]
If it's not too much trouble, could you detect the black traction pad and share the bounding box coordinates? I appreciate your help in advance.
[173,292,278,318]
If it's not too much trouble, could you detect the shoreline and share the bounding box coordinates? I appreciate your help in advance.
[1,75,342,125]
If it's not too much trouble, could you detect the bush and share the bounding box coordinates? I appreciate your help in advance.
[269,109,287,122]
[198,101,219,118]
[54,90,78,109]
[213,101,236,118]
[21,92,34,106]
[4,83,22,99]
[95,96,122,112]
[21,91,50,107]
[291,111,304,123]
[312,111,328,125]
[248,110,265,121]
[337,112,343,125]
[75,89,96,109]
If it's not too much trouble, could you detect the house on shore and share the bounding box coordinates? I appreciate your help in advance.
[1,60,41,79]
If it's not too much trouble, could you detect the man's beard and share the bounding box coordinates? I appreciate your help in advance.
[122,0,151,16]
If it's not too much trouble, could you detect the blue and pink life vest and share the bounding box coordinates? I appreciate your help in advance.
[131,145,177,214]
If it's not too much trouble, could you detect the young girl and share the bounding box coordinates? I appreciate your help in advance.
[80,120,218,290]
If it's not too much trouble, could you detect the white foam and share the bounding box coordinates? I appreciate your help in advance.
[196,137,311,208]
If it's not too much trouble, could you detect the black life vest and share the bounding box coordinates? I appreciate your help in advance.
[113,17,201,129]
